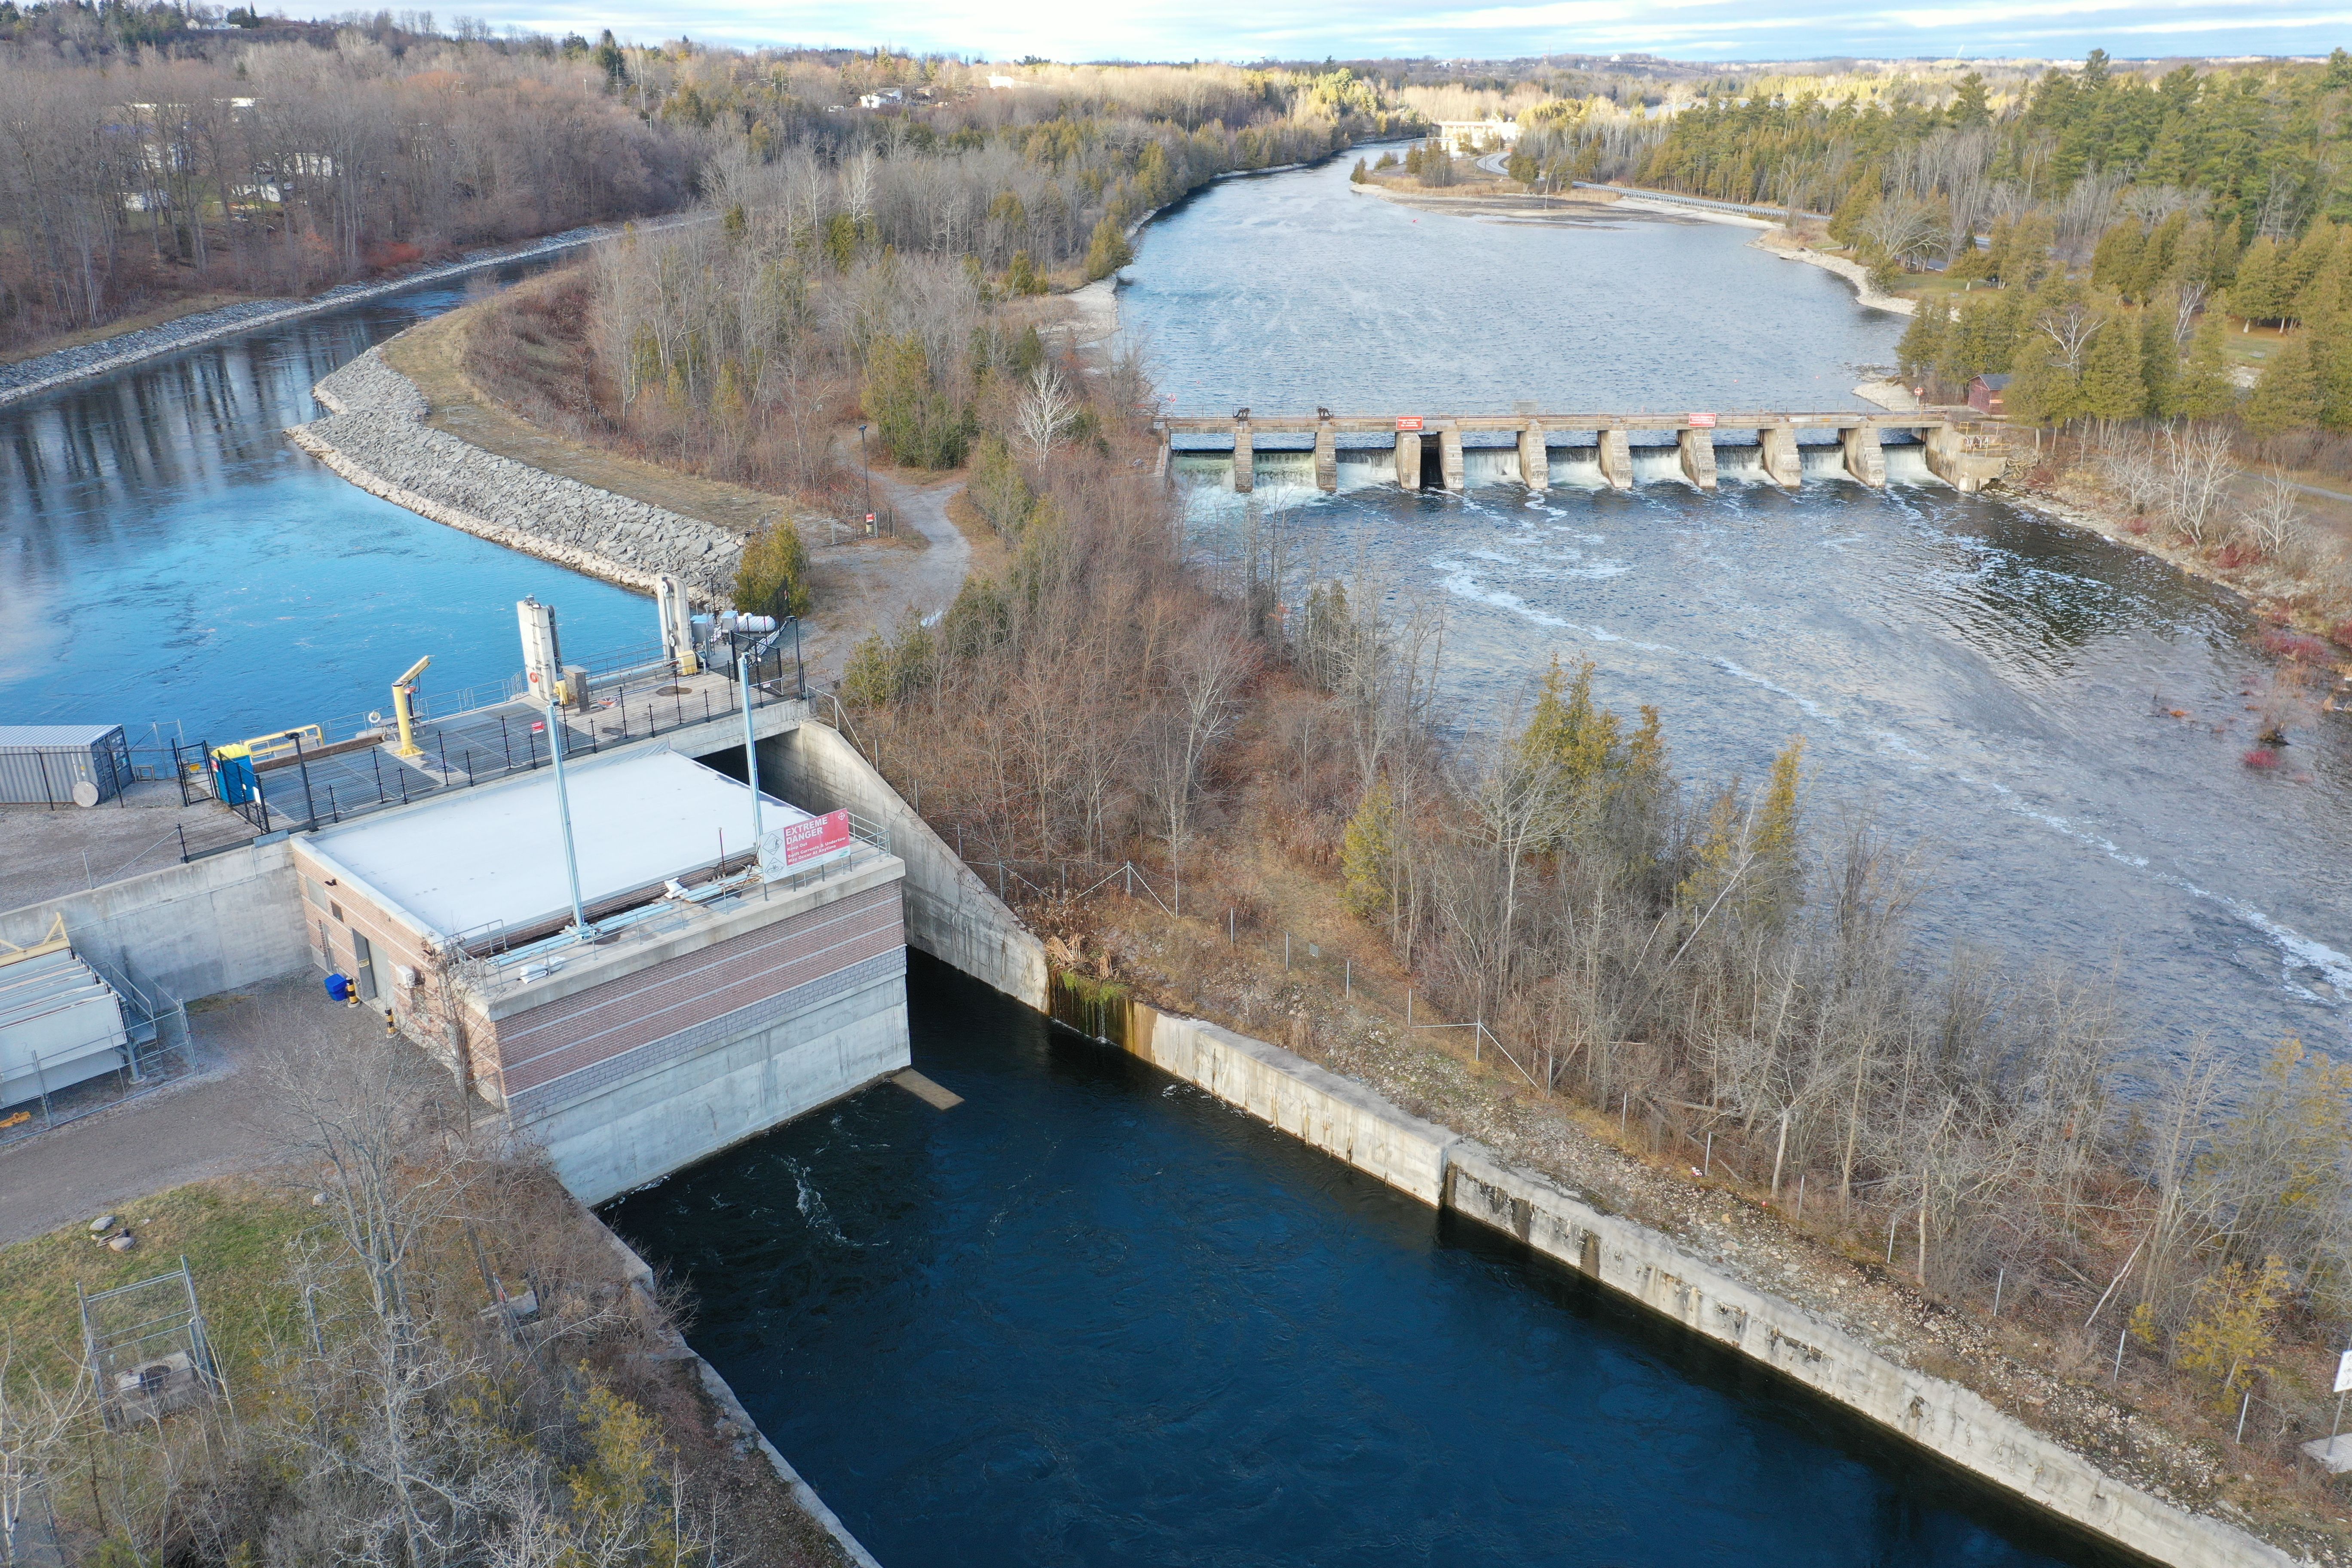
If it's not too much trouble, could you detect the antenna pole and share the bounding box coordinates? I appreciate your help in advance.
[740,644,764,851]
[544,700,590,939]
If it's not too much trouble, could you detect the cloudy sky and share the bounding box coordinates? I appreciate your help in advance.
[474,0,2344,65]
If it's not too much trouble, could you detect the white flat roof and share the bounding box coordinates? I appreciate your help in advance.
[310,749,804,937]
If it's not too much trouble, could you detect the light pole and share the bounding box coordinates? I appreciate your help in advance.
[858,421,873,535]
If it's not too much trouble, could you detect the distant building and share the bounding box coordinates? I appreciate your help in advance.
[1967,374,2011,416]
[987,74,1017,89]
[858,89,906,109]
[1433,118,1522,154]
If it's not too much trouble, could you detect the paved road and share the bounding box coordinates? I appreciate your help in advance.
[0,972,380,1246]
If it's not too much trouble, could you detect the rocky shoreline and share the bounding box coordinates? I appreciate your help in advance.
[0,220,695,408]
[287,348,744,603]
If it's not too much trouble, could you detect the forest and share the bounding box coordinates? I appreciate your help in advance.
[1504,51,2352,458]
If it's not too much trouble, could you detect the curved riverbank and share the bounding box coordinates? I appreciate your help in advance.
[0,217,699,409]
[287,348,743,602]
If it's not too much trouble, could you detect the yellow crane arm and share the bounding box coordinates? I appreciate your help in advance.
[390,655,432,758]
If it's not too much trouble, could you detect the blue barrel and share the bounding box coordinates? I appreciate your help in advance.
[324,973,352,1003]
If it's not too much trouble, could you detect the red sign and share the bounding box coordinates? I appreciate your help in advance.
[1396,415,1424,432]
[781,808,851,867]
[530,720,546,733]
[1687,412,1718,428]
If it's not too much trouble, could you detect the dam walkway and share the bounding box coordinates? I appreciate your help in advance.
[1154,410,2009,494]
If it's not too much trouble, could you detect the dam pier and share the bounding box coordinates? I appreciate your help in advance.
[1158,409,2009,495]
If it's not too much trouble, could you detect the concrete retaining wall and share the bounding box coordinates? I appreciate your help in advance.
[764,721,1048,1011]
[288,350,743,602]
[535,956,910,1206]
[0,841,308,1001]
[1129,1011,1457,1205]
[1108,994,2292,1568]
[597,1225,885,1568]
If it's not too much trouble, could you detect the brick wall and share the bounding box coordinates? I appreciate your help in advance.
[491,883,904,1110]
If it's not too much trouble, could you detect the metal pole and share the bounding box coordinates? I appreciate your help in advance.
[739,650,764,853]
[1992,1267,2005,1317]
[859,423,872,531]
[543,704,590,939]
[2236,1388,2252,1443]
[293,732,318,827]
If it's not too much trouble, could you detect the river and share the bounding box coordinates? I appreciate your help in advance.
[606,956,2132,1568]
[0,262,649,749]
[0,162,2297,1564]
[1126,158,2350,1072]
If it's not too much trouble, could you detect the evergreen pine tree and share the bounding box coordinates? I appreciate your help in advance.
[2208,217,2244,291]
[2139,300,2178,419]
[2244,332,2321,436]
[2285,219,2340,315]
[2132,209,2189,303]
[1896,303,1949,387]
[2005,333,2075,426]
[2091,221,2145,296]
[2230,235,2282,325]
[1082,216,1133,280]
[1981,216,2014,285]
[2079,311,2147,420]
[2172,312,2237,420]
[2311,307,2352,432]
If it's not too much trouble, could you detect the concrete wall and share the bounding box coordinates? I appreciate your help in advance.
[531,953,909,1205]
[1105,994,2291,1568]
[763,721,1048,1011]
[0,840,308,1001]
[1130,1010,1457,1205]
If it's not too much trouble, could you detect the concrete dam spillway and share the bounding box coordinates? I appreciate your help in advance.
[1159,410,2008,495]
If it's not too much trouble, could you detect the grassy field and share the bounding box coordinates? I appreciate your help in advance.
[0,1177,317,1391]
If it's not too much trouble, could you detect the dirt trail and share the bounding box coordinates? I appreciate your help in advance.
[796,468,971,686]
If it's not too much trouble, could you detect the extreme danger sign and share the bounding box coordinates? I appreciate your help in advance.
[759,808,852,879]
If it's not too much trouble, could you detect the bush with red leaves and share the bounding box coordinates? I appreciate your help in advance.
[2258,629,2332,660]
[2243,748,2283,769]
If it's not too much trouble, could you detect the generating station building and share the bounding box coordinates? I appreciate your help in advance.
[294,748,910,1201]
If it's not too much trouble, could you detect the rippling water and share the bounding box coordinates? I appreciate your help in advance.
[0,263,649,745]
[1127,159,2351,1069]
[609,957,2132,1568]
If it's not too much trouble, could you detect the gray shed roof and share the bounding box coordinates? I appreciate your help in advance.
[0,724,125,750]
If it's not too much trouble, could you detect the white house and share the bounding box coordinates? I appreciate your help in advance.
[1433,118,1522,154]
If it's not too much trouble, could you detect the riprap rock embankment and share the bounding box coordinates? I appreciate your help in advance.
[288,349,743,603]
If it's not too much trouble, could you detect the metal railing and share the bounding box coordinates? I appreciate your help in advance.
[140,625,808,863]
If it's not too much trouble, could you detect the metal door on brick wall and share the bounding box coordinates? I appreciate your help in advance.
[352,934,379,1001]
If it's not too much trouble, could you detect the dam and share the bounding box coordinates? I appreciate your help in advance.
[1157,410,2009,494]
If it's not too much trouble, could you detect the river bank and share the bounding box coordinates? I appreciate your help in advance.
[286,347,744,601]
[1999,438,2352,676]
[279,157,2350,1564]
[0,218,698,410]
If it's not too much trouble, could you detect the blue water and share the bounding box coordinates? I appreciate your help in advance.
[0,264,651,748]
[1125,158,2352,1067]
[609,958,2136,1568]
